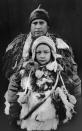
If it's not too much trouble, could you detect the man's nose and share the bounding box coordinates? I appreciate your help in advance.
[36,23,41,28]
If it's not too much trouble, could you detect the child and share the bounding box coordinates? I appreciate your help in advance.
[13,36,77,131]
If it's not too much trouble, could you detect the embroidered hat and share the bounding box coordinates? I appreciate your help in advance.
[29,5,50,25]
[31,36,56,60]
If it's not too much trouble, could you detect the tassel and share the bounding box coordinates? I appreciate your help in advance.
[4,92,10,115]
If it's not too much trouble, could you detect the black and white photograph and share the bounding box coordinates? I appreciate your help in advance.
[0,0,82,131]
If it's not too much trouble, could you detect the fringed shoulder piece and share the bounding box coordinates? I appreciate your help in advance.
[6,34,26,52]
[3,34,27,79]
[56,38,69,49]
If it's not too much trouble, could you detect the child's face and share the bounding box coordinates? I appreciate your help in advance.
[36,43,51,65]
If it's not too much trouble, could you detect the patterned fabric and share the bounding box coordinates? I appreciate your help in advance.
[4,32,81,116]
[3,34,27,78]
[14,60,77,130]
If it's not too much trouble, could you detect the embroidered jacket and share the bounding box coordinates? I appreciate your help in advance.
[3,32,81,103]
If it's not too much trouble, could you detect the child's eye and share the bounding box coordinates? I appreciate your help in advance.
[36,51,41,54]
[44,51,50,54]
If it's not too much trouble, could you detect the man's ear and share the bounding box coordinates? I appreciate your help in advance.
[47,25,49,30]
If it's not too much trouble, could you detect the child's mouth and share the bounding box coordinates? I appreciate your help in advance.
[39,60,46,63]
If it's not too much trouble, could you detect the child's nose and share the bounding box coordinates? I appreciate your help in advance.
[40,53,45,58]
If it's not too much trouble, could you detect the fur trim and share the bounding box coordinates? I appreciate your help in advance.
[22,33,32,59]
[55,87,76,123]
[4,101,10,115]
[31,36,56,60]
[4,92,10,115]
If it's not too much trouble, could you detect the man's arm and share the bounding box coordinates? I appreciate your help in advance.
[6,72,21,103]
[55,38,81,98]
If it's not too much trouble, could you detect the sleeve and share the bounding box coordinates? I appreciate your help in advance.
[67,47,81,97]
[69,54,81,97]
[6,72,21,103]
[2,34,26,79]
[56,38,81,98]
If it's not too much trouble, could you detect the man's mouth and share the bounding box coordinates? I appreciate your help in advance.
[35,31,43,34]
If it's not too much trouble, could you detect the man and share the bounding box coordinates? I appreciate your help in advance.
[3,5,81,126]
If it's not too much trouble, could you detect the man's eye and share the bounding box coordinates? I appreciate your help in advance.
[39,21,44,25]
[33,22,37,25]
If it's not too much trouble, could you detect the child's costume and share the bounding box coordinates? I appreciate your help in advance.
[4,36,78,131]
[16,59,76,131]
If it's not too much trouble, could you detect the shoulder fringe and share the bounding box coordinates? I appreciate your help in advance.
[6,34,26,52]
[56,38,69,49]
[4,92,10,115]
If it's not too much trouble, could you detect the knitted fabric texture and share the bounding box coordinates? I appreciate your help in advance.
[31,36,56,60]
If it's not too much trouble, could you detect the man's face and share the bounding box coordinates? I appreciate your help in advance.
[36,44,51,65]
[31,19,48,38]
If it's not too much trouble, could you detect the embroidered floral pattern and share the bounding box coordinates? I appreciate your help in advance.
[35,70,44,78]
[46,61,58,72]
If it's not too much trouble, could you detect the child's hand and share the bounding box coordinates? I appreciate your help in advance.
[17,92,28,104]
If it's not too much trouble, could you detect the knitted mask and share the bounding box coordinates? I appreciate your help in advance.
[31,36,56,61]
